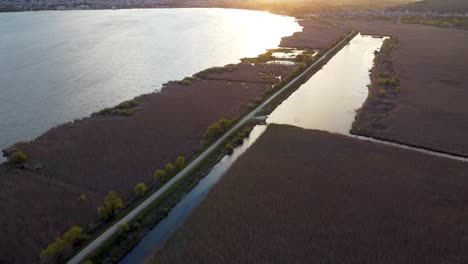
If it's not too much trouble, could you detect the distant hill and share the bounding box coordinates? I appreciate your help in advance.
[395,0,468,13]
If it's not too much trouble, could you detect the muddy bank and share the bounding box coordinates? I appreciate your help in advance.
[0,64,293,263]
[280,19,348,49]
[151,124,468,264]
[347,21,468,156]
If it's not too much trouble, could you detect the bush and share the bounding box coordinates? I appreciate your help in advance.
[164,163,175,174]
[376,77,397,86]
[97,191,123,221]
[134,182,148,197]
[175,77,195,86]
[377,78,388,85]
[131,222,141,231]
[153,170,168,183]
[40,226,88,261]
[78,194,87,201]
[175,156,185,171]
[97,206,109,221]
[62,226,88,244]
[117,223,130,236]
[8,151,27,165]
[225,144,234,154]
[203,124,223,142]
[202,118,234,145]
[379,89,386,96]
[40,238,66,261]
[98,99,138,116]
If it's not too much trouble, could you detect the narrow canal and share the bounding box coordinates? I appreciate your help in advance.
[119,34,386,263]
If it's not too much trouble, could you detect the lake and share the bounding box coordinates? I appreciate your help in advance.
[0,8,301,155]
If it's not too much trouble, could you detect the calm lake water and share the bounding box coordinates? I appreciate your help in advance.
[120,34,386,263]
[268,34,386,134]
[0,8,301,154]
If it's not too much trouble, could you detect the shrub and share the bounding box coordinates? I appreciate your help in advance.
[62,226,88,244]
[395,86,401,93]
[40,226,88,261]
[163,207,170,216]
[377,78,388,85]
[203,123,223,142]
[153,170,168,183]
[380,71,390,77]
[8,151,28,165]
[97,206,109,221]
[165,163,175,174]
[117,223,130,236]
[377,77,397,86]
[202,118,234,145]
[379,89,386,96]
[40,238,66,260]
[98,99,138,116]
[225,144,234,154]
[131,222,141,231]
[175,156,185,171]
[78,194,87,201]
[134,182,148,197]
[97,191,123,221]
[176,77,195,86]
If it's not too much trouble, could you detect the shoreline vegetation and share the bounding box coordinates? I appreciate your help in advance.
[0,18,349,263]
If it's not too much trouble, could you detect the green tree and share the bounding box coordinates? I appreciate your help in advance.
[175,156,185,171]
[134,182,148,197]
[8,151,28,165]
[97,191,123,221]
[153,169,167,183]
